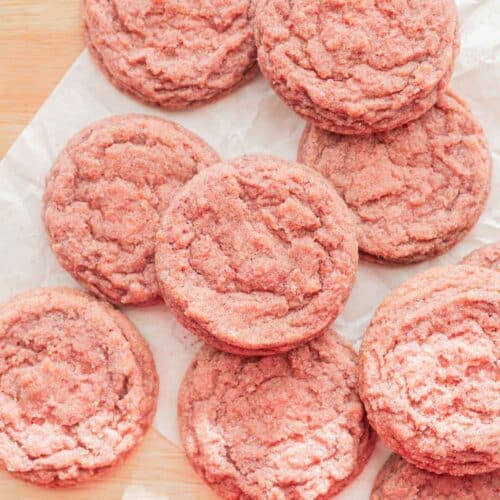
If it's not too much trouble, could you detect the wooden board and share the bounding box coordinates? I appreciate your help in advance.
[0,1,217,498]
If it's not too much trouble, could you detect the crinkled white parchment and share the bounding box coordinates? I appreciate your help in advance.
[0,1,498,497]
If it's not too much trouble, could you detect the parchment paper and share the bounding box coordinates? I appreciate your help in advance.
[0,1,498,497]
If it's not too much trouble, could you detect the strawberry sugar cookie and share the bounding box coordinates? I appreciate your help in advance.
[359,266,500,476]
[44,114,219,306]
[0,288,158,486]
[371,454,500,500]
[156,155,358,355]
[461,242,500,271]
[298,92,491,263]
[179,329,375,499]
[255,0,459,135]
[84,0,258,108]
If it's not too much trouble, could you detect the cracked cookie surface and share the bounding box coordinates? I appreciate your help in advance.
[0,288,158,486]
[371,454,500,500]
[461,242,500,271]
[255,0,459,135]
[155,155,358,355]
[298,92,491,263]
[83,0,258,108]
[44,114,220,305]
[179,329,375,499]
[359,266,500,476]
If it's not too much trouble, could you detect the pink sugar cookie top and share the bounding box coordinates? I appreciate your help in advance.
[255,0,459,134]
[83,0,258,108]
[43,114,220,305]
[155,155,358,354]
[359,266,500,476]
[179,329,375,499]
[371,454,500,500]
[461,242,500,271]
[298,92,491,263]
[0,288,158,486]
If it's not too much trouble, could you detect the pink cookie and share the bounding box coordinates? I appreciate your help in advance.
[43,114,220,306]
[255,0,459,135]
[179,329,376,499]
[371,454,500,500]
[461,242,500,271]
[0,288,158,486]
[298,92,491,263]
[359,266,500,476]
[83,0,258,109]
[155,155,358,355]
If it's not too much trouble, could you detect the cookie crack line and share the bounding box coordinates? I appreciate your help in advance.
[107,0,249,40]
[286,12,450,88]
[184,188,330,312]
[0,338,133,456]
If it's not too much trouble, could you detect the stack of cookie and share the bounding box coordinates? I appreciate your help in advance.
[0,0,497,497]
[359,264,499,496]
[256,0,491,264]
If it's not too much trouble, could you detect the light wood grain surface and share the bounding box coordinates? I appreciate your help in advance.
[0,1,216,498]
